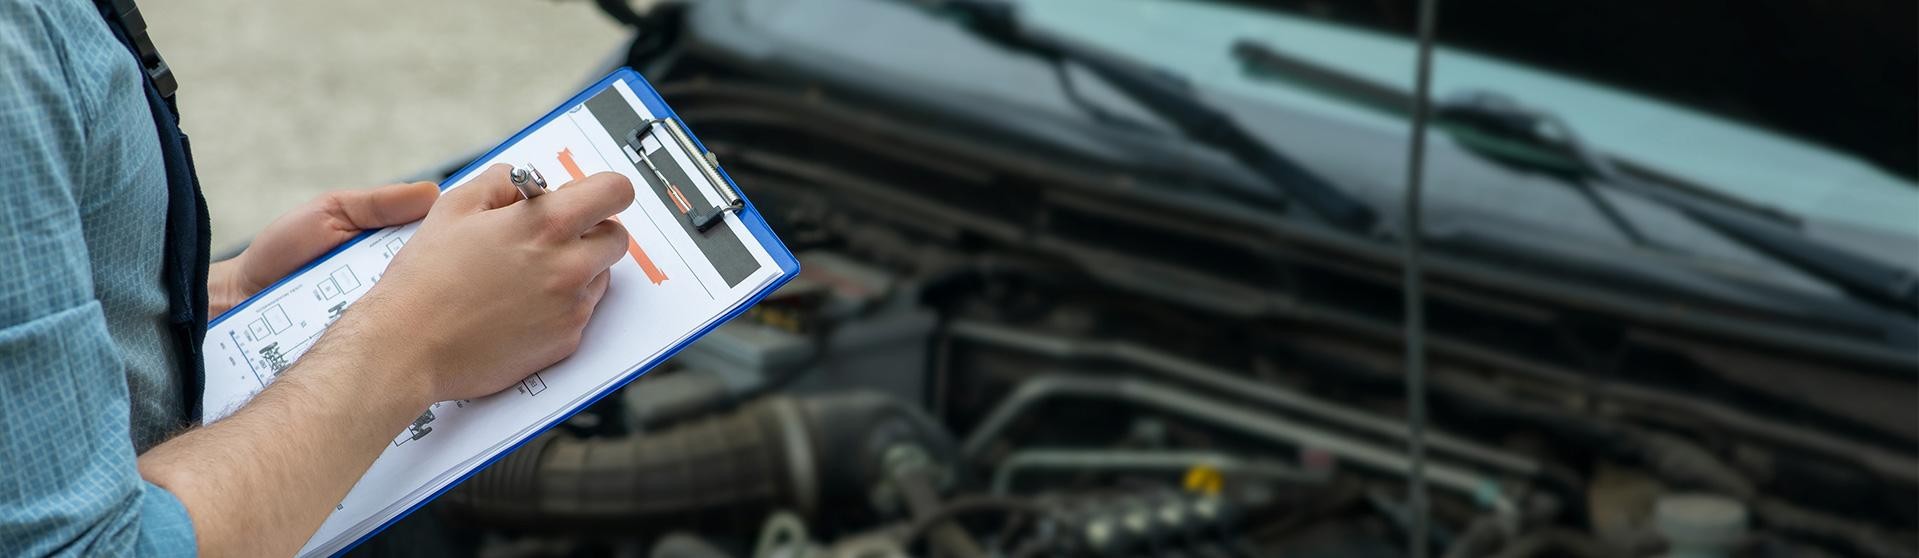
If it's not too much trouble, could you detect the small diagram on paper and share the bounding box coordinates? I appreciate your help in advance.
[515,373,548,397]
[221,286,330,388]
[314,265,363,301]
[244,304,294,342]
[381,236,406,259]
[256,342,290,376]
[393,409,436,447]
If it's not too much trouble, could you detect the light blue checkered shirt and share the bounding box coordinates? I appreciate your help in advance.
[2,0,199,554]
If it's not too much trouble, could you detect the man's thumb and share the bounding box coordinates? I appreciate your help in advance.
[333,181,440,229]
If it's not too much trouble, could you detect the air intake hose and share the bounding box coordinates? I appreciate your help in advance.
[440,391,952,534]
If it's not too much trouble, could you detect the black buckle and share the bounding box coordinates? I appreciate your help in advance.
[100,0,177,99]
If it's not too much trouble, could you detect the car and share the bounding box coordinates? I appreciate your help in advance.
[373,1,1919,556]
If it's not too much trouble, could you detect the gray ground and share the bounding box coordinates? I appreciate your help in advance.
[146,0,629,250]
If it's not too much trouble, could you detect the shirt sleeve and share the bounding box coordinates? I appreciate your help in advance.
[0,3,197,556]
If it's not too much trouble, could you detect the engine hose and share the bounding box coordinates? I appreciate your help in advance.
[441,391,954,534]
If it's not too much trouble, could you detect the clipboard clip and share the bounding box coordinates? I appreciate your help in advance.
[626,117,744,233]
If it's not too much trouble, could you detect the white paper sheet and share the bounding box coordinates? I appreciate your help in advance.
[199,79,783,556]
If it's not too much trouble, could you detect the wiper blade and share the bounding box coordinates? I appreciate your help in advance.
[923,0,1379,233]
[1234,39,1919,313]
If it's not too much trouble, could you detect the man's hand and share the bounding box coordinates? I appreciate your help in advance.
[209,181,440,316]
[341,164,634,402]
[140,164,635,557]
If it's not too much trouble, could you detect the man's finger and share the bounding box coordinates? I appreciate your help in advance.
[577,218,632,273]
[584,269,612,309]
[324,181,439,230]
[532,172,636,237]
[440,164,525,213]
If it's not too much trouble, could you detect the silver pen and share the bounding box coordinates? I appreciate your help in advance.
[509,166,548,200]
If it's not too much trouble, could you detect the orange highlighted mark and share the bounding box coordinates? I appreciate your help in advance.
[559,148,666,285]
[557,147,588,182]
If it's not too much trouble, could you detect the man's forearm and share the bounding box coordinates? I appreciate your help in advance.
[138,167,631,556]
[137,316,432,557]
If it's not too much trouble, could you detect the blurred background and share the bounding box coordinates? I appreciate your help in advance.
[148,0,628,248]
[153,0,1917,557]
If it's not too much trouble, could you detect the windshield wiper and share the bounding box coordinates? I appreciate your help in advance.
[1234,39,1919,313]
[916,0,1379,234]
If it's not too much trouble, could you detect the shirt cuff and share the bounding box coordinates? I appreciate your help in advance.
[135,482,197,556]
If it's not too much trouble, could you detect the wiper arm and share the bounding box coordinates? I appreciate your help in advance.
[1234,39,1919,313]
[1233,39,1788,214]
[924,0,1379,233]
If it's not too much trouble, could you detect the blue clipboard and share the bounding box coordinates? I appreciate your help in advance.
[208,68,799,555]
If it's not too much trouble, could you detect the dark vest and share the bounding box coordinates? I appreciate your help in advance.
[95,0,211,423]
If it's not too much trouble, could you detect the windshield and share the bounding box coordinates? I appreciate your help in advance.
[1021,0,1919,240]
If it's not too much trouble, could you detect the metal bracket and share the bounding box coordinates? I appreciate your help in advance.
[626,117,743,232]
